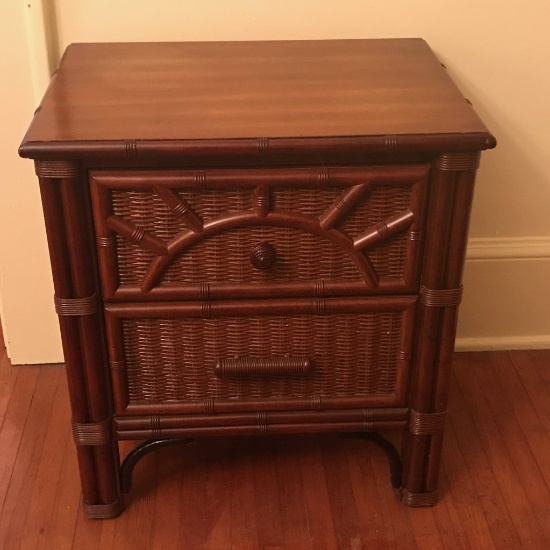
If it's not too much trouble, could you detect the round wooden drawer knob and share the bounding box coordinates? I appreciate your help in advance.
[250,242,276,270]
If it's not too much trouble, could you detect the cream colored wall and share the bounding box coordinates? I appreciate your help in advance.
[0,2,62,364]
[1,1,549,362]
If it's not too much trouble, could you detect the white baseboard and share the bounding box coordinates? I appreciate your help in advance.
[455,335,550,352]
[466,236,550,260]
[457,236,550,351]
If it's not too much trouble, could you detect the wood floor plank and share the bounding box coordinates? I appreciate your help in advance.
[405,507,444,550]
[70,507,103,550]
[462,353,547,546]
[19,370,76,550]
[0,353,19,430]
[431,466,471,550]
[528,349,550,392]
[150,445,188,550]
[486,352,550,543]
[177,440,209,549]
[0,366,39,517]
[273,436,311,550]
[202,438,233,550]
[2,352,550,548]
[37,422,80,550]
[0,365,61,550]
[228,438,260,550]
[367,450,418,550]
[449,360,520,549]
[514,351,550,426]
[502,351,550,489]
[346,438,393,550]
[473,352,550,541]
[299,436,339,550]
[322,436,362,550]
[436,418,495,550]
[251,437,284,548]
[96,515,117,550]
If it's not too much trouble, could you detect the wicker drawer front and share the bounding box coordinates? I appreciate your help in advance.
[104,297,416,414]
[90,166,428,300]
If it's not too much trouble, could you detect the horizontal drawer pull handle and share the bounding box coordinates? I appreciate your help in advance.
[214,356,312,377]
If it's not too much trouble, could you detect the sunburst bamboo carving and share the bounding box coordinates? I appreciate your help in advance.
[353,210,415,250]
[253,185,270,217]
[154,186,204,232]
[106,215,168,255]
[141,210,379,291]
[319,184,368,229]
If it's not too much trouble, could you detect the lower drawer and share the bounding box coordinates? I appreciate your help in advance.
[104,297,416,414]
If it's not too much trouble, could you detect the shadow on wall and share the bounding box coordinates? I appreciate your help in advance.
[439,54,550,239]
[0,316,5,353]
[43,0,61,71]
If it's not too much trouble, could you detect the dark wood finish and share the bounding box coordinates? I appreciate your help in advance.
[89,165,428,300]
[38,171,122,518]
[214,355,312,377]
[249,242,277,271]
[20,39,495,518]
[21,40,492,144]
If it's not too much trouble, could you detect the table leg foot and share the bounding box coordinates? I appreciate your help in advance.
[400,488,439,507]
[82,497,124,519]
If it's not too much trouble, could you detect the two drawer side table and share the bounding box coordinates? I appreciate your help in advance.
[20,39,495,518]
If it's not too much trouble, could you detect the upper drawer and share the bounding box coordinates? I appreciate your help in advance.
[90,165,429,300]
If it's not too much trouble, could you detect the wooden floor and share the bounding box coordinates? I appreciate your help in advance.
[1,346,550,549]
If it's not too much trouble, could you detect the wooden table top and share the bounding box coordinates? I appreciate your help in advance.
[21,39,493,150]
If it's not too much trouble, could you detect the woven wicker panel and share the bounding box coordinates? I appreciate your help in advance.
[111,185,410,286]
[339,185,409,280]
[163,227,362,283]
[122,312,403,403]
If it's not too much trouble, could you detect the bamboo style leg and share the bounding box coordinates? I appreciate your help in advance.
[400,152,481,506]
[37,160,123,519]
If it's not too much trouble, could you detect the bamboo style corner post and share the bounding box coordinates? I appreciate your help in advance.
[400,151,480,506]
[36,160,123,518]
